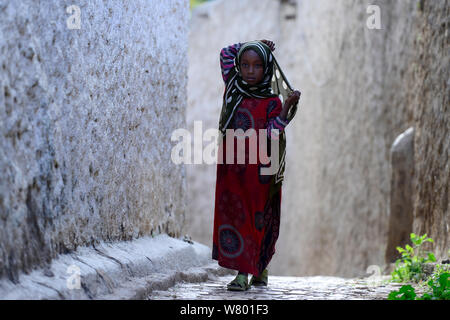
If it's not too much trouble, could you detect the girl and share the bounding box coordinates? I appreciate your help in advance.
[212,39,301,291]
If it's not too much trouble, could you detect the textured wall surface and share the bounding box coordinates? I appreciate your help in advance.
[0,0,189,281]
[385,128,415,263]
[409,0,449,261]
[186,0,449,277]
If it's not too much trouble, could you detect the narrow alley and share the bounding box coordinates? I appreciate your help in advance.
[148,273,422,300]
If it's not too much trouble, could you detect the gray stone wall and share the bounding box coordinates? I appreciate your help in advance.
[0,0,189,281]
[409,0,449,261]
[186,0,449,277]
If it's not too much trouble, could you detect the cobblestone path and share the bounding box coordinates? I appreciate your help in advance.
[148,274,424,300]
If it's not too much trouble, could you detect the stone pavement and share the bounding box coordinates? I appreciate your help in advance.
[148,274,425,300]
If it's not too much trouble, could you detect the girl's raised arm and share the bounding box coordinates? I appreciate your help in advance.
[220,42,243,84]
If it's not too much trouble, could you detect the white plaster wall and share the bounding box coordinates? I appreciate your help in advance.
[0,0,189,281]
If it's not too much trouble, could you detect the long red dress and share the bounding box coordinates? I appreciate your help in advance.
[212,95,287,276]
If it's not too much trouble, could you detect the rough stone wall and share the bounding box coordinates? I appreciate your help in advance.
[186,0,449,277]
[0,0,189,282]
[277,0,421,277]
[409,0,449,260]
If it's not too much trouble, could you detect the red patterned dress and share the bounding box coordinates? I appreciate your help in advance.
[212,43,290,276]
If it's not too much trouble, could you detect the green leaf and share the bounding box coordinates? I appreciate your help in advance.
[411,233,419,245]
[396,247,405,253]
[388,290,401,300]
[433,287,443,297]
[438,273,449,288]
[442,290,450,300]
[394,285,417,300]
[427,252,436,262]
[421,293,432,300]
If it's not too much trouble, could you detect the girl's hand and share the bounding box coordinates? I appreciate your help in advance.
[260,39,275,52]
[279,90,301,121]
[285,90,301,109]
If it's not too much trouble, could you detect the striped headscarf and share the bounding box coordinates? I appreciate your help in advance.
[217,40,299,198]
[218,41,297,135]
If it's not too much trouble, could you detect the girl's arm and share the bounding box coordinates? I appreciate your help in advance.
[266,98,290,139]
[279,90,301,122]
[220,42,243,83]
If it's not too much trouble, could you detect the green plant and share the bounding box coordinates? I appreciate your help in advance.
[419,272,450,300]
[388,272,450,300]
[391,233,436,283]
[388,284,417,300]
[432,264,448,278]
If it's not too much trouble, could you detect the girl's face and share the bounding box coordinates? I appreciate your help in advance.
[239,49,264,85]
